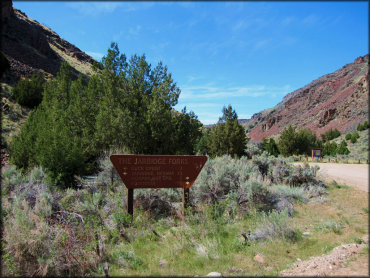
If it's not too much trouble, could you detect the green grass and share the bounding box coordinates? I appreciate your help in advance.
[102,181,368,276]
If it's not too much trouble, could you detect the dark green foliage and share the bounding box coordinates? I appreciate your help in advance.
[296,128,321,155]
[322,141,338,156]
[12,72,45,108]
[10,43,202,187]
[172,107,202,154]
[345,133,352,140]
[260,137,279,157]
[321,128,341,142]
[337,140,350,155]
[278,125,298,156]
[351,131,360,143]
[207,105,248,157]
[195,127,211,155]
[357,121,369,131]
[278,126,320,156]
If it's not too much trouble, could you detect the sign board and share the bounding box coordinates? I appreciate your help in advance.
[312,148,322,161]
[110,155,208,189]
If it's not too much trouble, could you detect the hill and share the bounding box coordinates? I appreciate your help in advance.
[1,0,95,84]
[242,54,369,142]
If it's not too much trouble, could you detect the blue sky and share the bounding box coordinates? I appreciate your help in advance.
[13,1,369,125]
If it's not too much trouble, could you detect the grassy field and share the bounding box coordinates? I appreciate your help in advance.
[105,181,368,276]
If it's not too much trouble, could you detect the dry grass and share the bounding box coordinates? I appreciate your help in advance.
[49,44,94,77]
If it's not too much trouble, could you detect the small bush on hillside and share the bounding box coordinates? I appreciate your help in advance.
[345,133,352,140]
[337,140,350,155]
[12,73,45,108]
[322,141,338,156]
[321,128,341,142]
[357,120,369,131]
[350,131,360,143]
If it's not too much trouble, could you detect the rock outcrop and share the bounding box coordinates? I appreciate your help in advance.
[1,0,95,84]
[242,54,369,141]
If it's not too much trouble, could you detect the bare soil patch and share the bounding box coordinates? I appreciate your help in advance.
[294,162,369,192]
[281,235,369,276]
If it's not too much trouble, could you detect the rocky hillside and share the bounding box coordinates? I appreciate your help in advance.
[244,54,369,142]
[1,0,95,84]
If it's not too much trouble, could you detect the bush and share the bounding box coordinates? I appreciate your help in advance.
[321,128,341,142]
[249,211,301,242]
[12,73,45,108]
[337,140,350,155]
[278,126,320,156]
[357,121,369,131]
[350,131,360,143]
[322,141,338,156]
[345,133,352,140]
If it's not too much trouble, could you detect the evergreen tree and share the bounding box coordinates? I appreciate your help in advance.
[322,141,338,156]
[278,125,299,156]
[337,140,350,155]
[12,72,45,108]
[207,105,247,157]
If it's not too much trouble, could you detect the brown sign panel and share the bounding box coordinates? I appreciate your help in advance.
[110,155,208,189]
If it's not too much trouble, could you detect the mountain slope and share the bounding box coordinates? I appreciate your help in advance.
[1,0,95,84]
[243,54,369,142]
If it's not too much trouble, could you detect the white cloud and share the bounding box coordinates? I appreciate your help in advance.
[66,2,123,16]
[179,84,291,100]
[86,51,104,61]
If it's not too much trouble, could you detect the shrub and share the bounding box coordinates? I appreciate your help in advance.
[322,141,338,156]
[11,73,45,108]
[345,133,352,140]
[278,126,320,156]
[321,128,341,142]
[350,131,360,143]
[357,121,369,131]
[337,140,350,155]
[249,211,301,242]
[315,220,343,234]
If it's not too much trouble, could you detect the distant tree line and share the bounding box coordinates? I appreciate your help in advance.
[259,126,352,157]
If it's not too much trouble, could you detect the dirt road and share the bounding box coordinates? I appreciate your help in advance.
[283,163,369,276]
[294,162,369,192]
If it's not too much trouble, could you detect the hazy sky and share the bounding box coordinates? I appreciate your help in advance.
[13,1,369,124]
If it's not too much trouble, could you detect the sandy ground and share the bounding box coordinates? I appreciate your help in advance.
[281,235,369,277]
[281,163,369,276]
[294,162,369,192]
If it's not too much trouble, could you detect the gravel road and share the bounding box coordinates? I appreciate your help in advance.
[283,162,369,276]
[294,162,369,192]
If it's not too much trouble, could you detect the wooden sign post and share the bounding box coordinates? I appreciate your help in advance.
[110,155,207,217]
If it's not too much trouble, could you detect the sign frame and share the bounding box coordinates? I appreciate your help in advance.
[110,155,208,217]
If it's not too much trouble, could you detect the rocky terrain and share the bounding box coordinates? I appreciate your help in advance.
[1,0,95,84]
[243,54,369,142]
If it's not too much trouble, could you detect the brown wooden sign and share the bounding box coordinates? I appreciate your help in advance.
[110,155,207,189]
[110,155,208,217]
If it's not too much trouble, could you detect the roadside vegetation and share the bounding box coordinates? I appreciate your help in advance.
[2,43,368,276]
[2,155,368,276]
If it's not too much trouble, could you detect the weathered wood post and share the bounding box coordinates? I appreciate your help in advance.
[127,188,134,216]
[183,188,190,216]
